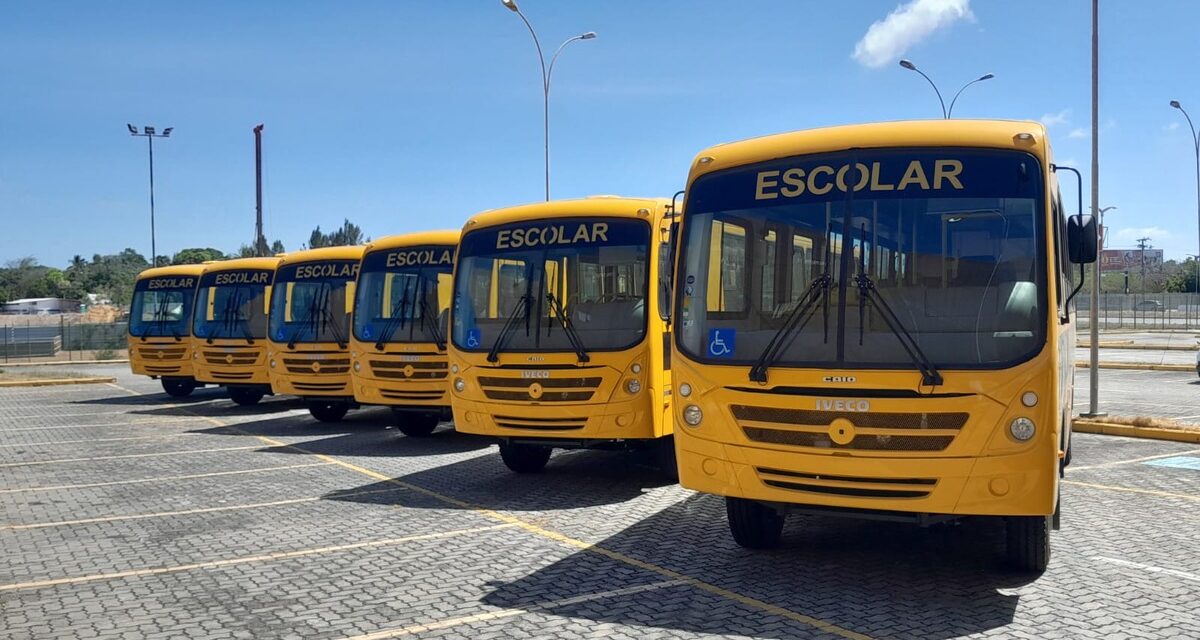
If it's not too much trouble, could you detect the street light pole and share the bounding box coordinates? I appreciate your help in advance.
[898,60,994,119]
[127,124,173,265]
[1083,0,1103,418]
[1089,205,1115,382]
[1170,100,1200,324]
[501,0,596,201]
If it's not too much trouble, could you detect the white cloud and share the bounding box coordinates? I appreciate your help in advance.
[1112,227,1171,244]
[1165,121,1181,131]
[1068,128,1087,139]
[852,0,974,68]
[1040,109,1071,128]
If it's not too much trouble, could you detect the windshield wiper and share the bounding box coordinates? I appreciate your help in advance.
[486,295,531,363]
[416,278,447,351]
[287,284,325,349]
[749,224,834,383]
[318,288,349,349]
[374,282,414,351]
[544,292,589,363]
[853,223,943,386]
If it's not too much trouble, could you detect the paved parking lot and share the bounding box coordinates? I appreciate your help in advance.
[2,366,1199,639]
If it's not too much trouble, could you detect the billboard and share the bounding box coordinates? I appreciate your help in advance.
[1100,249,1164,273]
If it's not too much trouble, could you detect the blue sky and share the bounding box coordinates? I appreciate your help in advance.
[2,0,1198,267]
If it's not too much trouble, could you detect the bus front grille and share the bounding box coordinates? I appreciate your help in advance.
[138,346,187,361]
[203,349,260,366]
[479,376,601,403]
[369,360,448,380]
[144,365,182,374]
[283,357,350,376]
[755,467,937,499]
[380,389,445,402]
[211,371,254,381]
[493,415,587,431]
[293,381,347,392]
[733,405,966,452]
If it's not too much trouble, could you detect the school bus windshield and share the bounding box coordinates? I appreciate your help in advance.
[677,148,1049,369]
[129,278,196,338]
[193,270,272,341]
[353,246,454,346]
[268,260,358,346]
[452,217,650,353]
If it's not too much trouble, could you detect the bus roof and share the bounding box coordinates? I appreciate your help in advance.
[687,119,1050,182]
[276,245,365,266]
[135,264,207,281]
[199,256,282,275]
[363,230,460,254]
[463,196,673,231]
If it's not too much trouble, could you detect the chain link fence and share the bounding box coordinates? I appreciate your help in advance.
[1076,293,1200,330]
[0,319,129,363]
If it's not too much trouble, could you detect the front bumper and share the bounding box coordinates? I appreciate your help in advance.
[452,395,656,442]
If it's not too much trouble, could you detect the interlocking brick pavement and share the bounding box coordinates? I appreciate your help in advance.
[1,365,1198,639]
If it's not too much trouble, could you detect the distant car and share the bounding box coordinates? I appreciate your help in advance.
[1134,300,1164,312]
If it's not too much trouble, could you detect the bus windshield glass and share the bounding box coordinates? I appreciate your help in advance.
[193,269,273,342]
[677,148,1047,370]
[268,260,359,346]
[353,245,455,346]
[129,276,197,338]
[452,217,650,353]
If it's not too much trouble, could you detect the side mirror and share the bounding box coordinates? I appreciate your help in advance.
[1067,214,1098,264]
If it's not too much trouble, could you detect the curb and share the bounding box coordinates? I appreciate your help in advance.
[0,377,117,388]
[0,359,129,367]
[1073,419,1200,444]
[1077,343,1197,351]
[1074,361,1195,372]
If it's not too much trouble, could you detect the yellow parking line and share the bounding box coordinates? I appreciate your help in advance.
[342,579,688,640]
[0,445,263,468]
[0,524,516,592]
[1069,447,1200,471]
[0,462,334,494]
[0,433,191,448]
[108,382,871,640]
[1,486,406,531]
[1064,479,1200,502]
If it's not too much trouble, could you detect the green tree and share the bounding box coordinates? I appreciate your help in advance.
[170,248,226,265]
[307,219,365,248]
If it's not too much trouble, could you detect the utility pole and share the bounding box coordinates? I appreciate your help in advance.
[1136,237,1151,293]
[1083,0,1103,417]
[127,124,173,265]
[253,124,266,257]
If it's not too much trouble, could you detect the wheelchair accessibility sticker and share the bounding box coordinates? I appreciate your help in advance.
[707,328,735,358]
[466,328,482,348]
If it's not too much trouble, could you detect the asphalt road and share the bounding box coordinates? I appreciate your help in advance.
[1,366,1198,639]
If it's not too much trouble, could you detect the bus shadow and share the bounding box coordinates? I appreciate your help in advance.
[126,396,308,419]
[323,448,672,511]
[73,387,227,406]
[477,493,1033,639]
[187,415,492,457]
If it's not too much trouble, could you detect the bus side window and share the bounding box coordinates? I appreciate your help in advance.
[1052,189,1071,320]
[705,220,748,314]
[658,225,674,322]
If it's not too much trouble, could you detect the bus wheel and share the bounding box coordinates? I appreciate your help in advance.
[395,412,439,437]
[161,378,196,398]
[227,387,264,406]
[499,442,551,473]
[308,401,348,423]
[655,435,679,481]
[726,497,784,549]
[1005,515,1051,573]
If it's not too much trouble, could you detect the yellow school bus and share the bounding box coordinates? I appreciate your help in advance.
[350,231,459,436]
[670,120,1096,572]
[266,246,364,422]
[127,264,207,397]
[191,256,282,406]
[449,197,678,476]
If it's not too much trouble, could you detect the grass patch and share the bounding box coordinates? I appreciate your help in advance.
[1085,415,1200,433]
[0,368,92,382]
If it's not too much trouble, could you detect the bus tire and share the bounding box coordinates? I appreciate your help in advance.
[161,378,196,398]
[396,412,439,437]
[1005,515,1051,573]
[726,497,784,549]
[655,435,679,481]
[227,387,264,406]
[308,401,349,423]
[499,442,551,473]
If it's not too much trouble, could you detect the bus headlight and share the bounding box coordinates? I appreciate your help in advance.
[269,359,276,369]
[626,379,641,394]
[451,363,459,374]
[683,404,703,426]
[679,383,692,398]
[454,377,466,392]
[353,361,361,372]
[631,363,642,374]
[1009,417,1036,442]
[1021,391,1038,407]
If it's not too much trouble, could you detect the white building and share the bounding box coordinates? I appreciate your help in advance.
[0,298,82,315]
